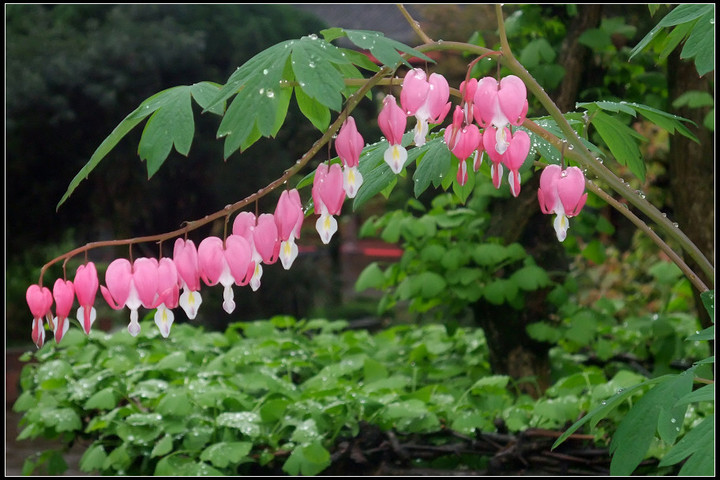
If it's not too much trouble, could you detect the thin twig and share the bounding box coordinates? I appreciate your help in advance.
[396,4,433,45]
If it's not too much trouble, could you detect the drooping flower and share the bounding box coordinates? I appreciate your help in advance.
[444,106,482,162]
[154,258,179,338]
[459,78,478,125]
[444,106,482,187]
[312,162,345,244]
[378,94,408,174]
[26,284,53,348]
[473,75,528,154]
[538,164,588,242]
[74,262,99,335]
[335,116,365,198]
[274,189,304,270]
[400,69,451,146]
[173,238,203,320]
[457,158,469,186]
[198,235,254,313]
[51,278,75,343]
[482,126,510,189]
[101,257,159,336]
[502,130,531,197]
[232,212,279,291]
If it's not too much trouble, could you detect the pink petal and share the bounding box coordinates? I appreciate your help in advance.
[26,284,53,319]
[52,278,75,320]
[335,116,364,168]
[254,214,280,264]
[173,238,201,292]
[133,258,159,309]
[498,75,528,125]
[378,94,407,146]
[198,236,226,286]
[400,68,429,115]
[74,262,99,307]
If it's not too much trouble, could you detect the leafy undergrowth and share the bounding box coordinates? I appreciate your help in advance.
[13,316,707,475]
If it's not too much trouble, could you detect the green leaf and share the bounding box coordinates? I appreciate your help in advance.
[511,265,551,291]
[578,28,613,50]
[104,444,132,472]
[413,136,452,197]
[200,442,253,468]
[452,162,475,204]
[151,435,174,458]
[472,243,509,266]
[672,90,715,109]
[609,372,694,475]
[46,408,82,432]
[155,351,188,370]
[154,454,197,476]
[674,383,714,406]
[658,414,714,475]
[353,143,395,210]
[80,443,107,473]
[338,47,381,72]
[157,390,193,417]
[520,38,557,67]
[291,39,347,112]
[212,41,293,158]
[416,271,447,298]
[527,321,562,343]
[84,387,117,410]
[589,111,646,181]
[484,279,518,305]
[553,375,670,449]
[138,86,194,178]
[188,81,226,116]
[630,4,712,58]
[294,86,330,131]
[581,239,607,264]
[319,27,345,43]
[216,412,261,438]
[283,441,331,476]
[686,325,714,341]
[355,262,385,292]
[12,391,36,412]
[659,4,714,26]
[630,4,715,77]
[629,102,698,142]
[344,29,433,68]
[700,290,714,320]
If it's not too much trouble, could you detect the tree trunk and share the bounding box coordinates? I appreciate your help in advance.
[471,5,604,398]
[667,51,715,331]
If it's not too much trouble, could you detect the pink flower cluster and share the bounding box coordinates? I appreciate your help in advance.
[27,186,309,346]
[379,68,586,240]
[379,69,533,197]
[27,68,588,346]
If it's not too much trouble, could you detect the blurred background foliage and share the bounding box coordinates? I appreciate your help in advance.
[6,4,713,353]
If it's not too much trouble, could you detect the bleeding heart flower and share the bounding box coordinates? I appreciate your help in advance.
[335,116,365,198]
[312,163,345,244]
[473,75,528,154]
[378,94,408,174]
[74,262,99,336]
[538,164,588,242]
[52,278,75,343]
[27,284,53,348]
[274,189,304,270]
[173,238,203,320]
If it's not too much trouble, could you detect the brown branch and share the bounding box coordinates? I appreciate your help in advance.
[37,65,394,286]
